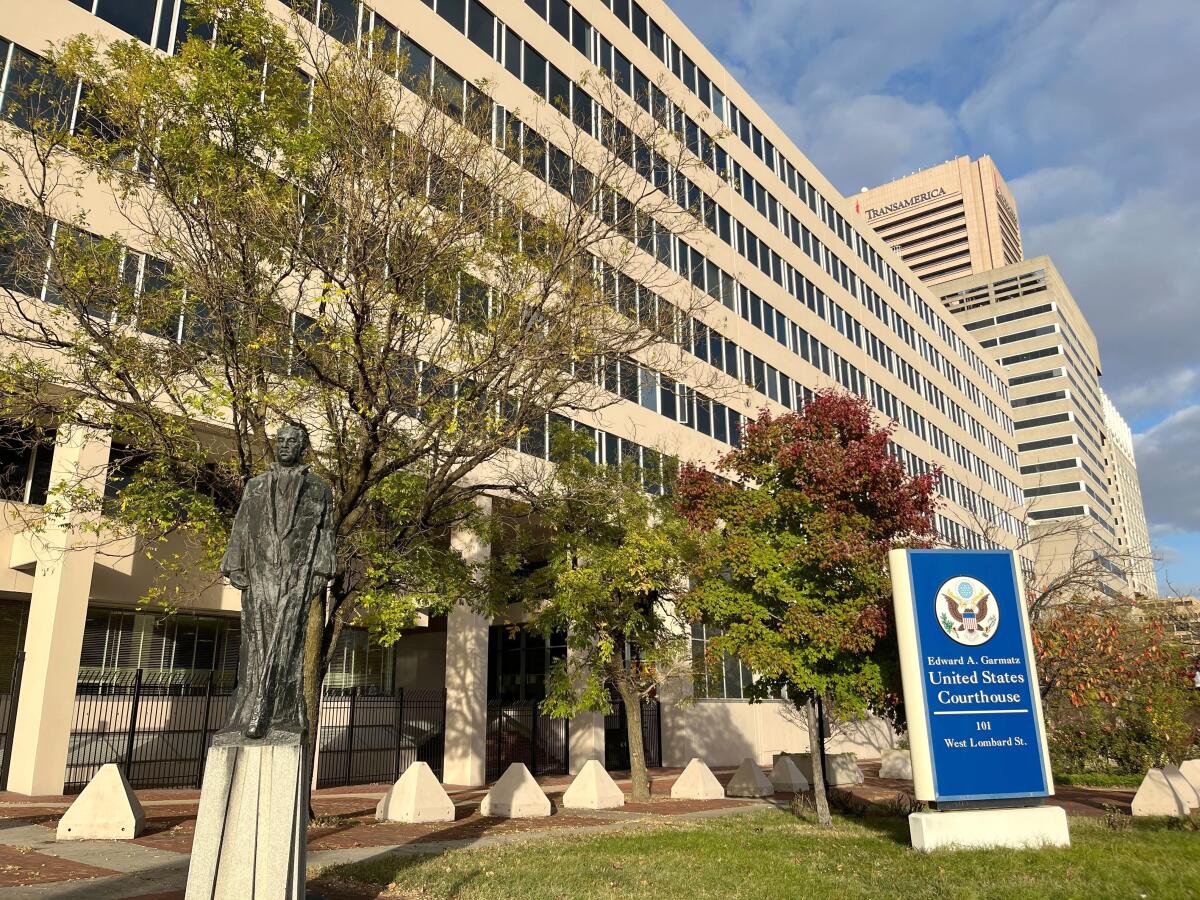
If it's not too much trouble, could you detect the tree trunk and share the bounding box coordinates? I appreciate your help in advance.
[806,697,832,826]
[302,590,327,820]
[612,667,651,803]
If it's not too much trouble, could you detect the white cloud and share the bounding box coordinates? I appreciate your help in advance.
[1134,405,1200,534]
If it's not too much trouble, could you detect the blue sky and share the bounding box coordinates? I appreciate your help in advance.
[667,0,1200,596]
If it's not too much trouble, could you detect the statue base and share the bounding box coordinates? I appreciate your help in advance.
[185,733,307,899]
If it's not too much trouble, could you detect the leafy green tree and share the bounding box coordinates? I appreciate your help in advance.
[675,390,939,824]
[0,0,708,750]
[495,434,700,802]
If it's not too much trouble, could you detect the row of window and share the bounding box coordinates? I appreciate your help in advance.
[67,0,1017,446]
[558,0,1012,408]
[13,9,1018,544]
[386,0,1020,477]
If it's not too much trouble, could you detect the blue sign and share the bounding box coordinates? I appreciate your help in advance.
[889,549,1053,804]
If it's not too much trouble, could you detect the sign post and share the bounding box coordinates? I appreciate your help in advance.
[888,548,1070,851]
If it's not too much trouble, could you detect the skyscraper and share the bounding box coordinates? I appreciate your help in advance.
[856,155,1022,286]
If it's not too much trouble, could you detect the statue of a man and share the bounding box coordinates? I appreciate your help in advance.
[220,424,335,740]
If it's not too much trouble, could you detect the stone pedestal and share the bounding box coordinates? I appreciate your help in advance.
[185,736,307,899]
[670,758,724,800]
[726,758,774,798]
[879,749,913,780]
[775,752,864,786]
[909,806,1070,851]
[57,763,145,840]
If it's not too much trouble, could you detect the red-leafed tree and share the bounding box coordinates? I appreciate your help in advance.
[675,390,939,824]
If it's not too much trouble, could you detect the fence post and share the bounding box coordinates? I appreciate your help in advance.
[392,688,405,783]
[345,687,358,786]
[123,668,144,781]
[0,651,26,790]
[529,704,537,776]
[195,670,215,789]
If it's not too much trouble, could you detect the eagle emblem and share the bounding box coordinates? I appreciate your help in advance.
[934,577,1000,646]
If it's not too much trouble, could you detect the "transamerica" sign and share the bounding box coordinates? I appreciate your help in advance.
[865,186,948,221]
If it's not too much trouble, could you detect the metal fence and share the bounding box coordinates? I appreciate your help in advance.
[485,702,569,781]
[315,688,445,788]
[604,697,662,772]
[0,651,25,788]
[65,670,445,793]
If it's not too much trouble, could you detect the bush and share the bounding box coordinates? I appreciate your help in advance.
[1035,604,1200,774]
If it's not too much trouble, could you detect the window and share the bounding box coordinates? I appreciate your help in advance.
[0,422,54,505]
[321,0,361,43]
[78,607,241,689]
[93,0,160,44]
[467,0,494,54]
[522,44,546,96]
[488,625,566,702]
[0,43,74,133]
[326,627,395,692]
[436,0,466,32]
[691,624,752,699]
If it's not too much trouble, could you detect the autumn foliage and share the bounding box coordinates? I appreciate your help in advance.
[676,390,940,720]
[1034,601,1200,773]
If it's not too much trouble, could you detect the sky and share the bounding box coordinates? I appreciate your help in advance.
[666,0,1200,596]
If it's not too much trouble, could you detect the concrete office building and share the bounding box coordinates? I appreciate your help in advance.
[0,0,1025,795]
[939,259,1131,596]
[856,155,1022,286]
[1101,392,1155,597]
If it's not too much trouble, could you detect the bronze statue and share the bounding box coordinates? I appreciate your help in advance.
[220,424,335,741]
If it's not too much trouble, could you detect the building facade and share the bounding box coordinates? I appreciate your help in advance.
[0,0,1025,794]
[1101,391,1155,597]
[939,258,1134,597]
[856,155,1023,287]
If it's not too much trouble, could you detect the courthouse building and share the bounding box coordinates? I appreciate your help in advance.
[0,0,1026,795]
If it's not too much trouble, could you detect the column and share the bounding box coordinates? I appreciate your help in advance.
[441,498,491,787]
[7,425,111,796]
[567,644,604,772]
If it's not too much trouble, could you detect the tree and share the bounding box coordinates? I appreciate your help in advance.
[493,433,699,803]
[675,390,939,824]
[1033,599,1199,774]
[0,1,712,757]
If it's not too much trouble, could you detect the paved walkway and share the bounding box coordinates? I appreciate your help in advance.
[0,763,1135,898]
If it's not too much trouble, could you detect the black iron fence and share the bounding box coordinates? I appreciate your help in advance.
[485,701,569,781]
[604,697,662,772]
[315,688,445,788]
[0,651,25,788]
[65,670,445,793]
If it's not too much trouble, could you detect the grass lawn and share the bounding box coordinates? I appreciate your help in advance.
[317,810,1200,899]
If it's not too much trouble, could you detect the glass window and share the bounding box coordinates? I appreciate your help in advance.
[93,0,159,44]
[504,28,522,79]
[570,9,591,56]
[321,0,361,44]
[691,624,753,699]
[1,44,74,133]
[436,0,466,32]
[522,43,546,96]
[467,0,494,53]
[549,0,570,38]
[398,34,433,93]
[547,63,570,112]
